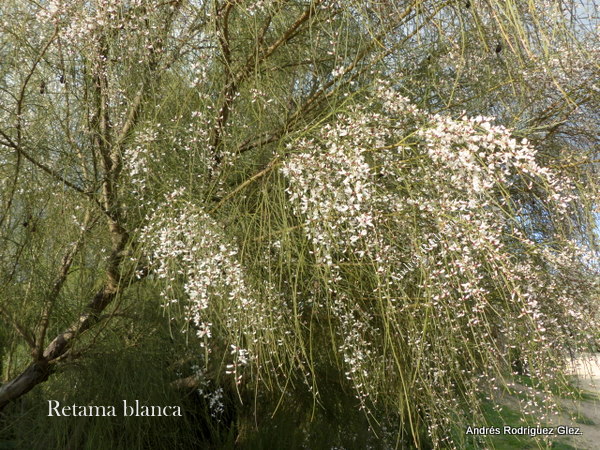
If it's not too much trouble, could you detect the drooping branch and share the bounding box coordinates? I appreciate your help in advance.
[210,0,325,168]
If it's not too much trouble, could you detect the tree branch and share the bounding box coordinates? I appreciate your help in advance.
[34,212,98,360]
[0,131,90,196]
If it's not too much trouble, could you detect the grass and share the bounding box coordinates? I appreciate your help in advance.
[461,397,588,450]
[464,400,541,449]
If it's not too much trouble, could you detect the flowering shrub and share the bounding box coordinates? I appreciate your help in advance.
[136,82,599,447]
[276,83,599,446]
[1,1,598,448]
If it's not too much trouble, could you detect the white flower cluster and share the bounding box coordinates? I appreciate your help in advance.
[245,0,273,16]
[193,366,226,419]
[279,81,599,438]
[140,190,291,382]
[419,114,576,212]
[140,191,250,334]
[37,0,159,61]
[281,119,377,264]
[123,125,159,196]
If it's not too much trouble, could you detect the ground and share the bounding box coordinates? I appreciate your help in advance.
[552,355,600,449]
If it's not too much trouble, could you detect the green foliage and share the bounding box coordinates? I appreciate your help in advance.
[0,1,599,448]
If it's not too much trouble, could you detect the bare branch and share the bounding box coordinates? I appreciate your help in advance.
[0,131,90,196]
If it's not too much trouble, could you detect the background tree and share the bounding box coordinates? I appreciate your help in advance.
[0,1,598,448]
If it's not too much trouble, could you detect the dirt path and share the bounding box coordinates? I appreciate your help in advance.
[552,355,600,449]
[497,355,600,449]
